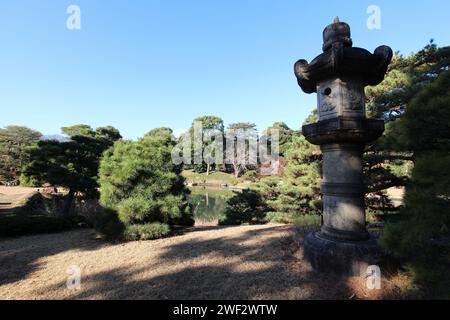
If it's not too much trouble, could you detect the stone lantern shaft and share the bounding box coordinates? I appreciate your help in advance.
[294,18,393,275]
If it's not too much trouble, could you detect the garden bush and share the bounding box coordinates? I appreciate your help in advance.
[97,129,194,240]
[242,170,258,181]
[265,211,321,226]
[18,173,40,187]
[219,189,266,225]
[265,211,293,224]
[93,208,125,240]
[123,223,170,241]
[230,179,240,186]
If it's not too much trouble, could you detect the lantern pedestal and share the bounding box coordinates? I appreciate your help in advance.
[303,231,383,276]
[294,18,393,275]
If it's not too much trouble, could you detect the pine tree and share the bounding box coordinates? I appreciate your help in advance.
[22,125,121,215]
[382,71,450,298]
[364,43,450,215]
[262,122,300,157]
[365,43,450,297]
[254,110,322,217]
[187,115,224,174]
[98,128,194,240]
[0,126,42,183]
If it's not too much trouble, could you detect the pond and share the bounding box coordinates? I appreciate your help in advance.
[188,187,236,226]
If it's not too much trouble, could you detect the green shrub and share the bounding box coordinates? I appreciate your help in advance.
[248,134,323,215]
[230,179,240,186]
[265,211,321,226]
[169,210,195,227]
[265,212,293,224]
[97,130,193,240]
[19,173,40,187]
[252,146,323,217]
[117,196,159,225]
[381,70,450,298]
[219,189,266,225]
[93,208,125,240]
[123,223,170,241]
[293,214,321,226]
[242,170,258,181]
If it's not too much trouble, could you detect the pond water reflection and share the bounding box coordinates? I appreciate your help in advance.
[188,187,235,226]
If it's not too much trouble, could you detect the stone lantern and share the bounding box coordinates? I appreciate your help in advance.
[294,18,393,275]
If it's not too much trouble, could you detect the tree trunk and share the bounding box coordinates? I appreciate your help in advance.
[206,162,210,176]
[233,162,239,178]
[61,189,75,216]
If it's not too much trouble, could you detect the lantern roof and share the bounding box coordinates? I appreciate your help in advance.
[294,18,393,94]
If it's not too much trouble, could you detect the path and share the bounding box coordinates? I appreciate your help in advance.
[0,187,40,214]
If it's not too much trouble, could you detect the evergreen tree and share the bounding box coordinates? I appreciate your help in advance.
[262,122,300,157]
[184,116,224,174]
[222,110,323,225]
[280,135,322,214]
[382,71,450,298]
[226,122,258,178]
[254,134,322,216]
[0,126,42,183]
[98,128,193,240]
[364,43,450,214]
[22,125,121,215]
[365,42,450,297]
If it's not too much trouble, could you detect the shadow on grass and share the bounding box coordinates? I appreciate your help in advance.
[0,229,107,286]
[1,222,416,299]
[38,225,353,300]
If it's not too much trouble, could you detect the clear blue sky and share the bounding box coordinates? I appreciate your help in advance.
[0,0,449,139]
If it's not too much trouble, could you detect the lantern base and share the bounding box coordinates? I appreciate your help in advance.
[303,231,384,276]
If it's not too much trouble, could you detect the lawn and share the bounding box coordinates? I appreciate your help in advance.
[182,170,237,184]
[0,224,412,300]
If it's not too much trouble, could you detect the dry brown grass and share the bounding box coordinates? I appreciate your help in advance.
[0,224,412,300]
[0,186,40,208]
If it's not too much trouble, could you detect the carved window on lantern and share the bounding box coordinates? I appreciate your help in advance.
[317,80,338,119]
[321,87,335,112]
